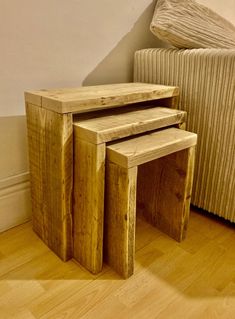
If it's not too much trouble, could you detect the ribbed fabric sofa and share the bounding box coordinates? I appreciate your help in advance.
[134,48,235,222]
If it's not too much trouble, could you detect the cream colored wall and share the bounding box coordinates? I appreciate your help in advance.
[0,0,234,230]
[0,116,31,231]
[0,0,163,174]
[0,117,28,178]
[197,0,235,23]
[0,0,162,230]
[0,0,161,117]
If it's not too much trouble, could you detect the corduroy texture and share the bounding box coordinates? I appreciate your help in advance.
[134,48,235,222]
[150,0,235,49]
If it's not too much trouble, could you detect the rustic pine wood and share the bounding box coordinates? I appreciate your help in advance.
[73,137,105,274]
[106,127,197,168]
[73,106,186,144]
[104,162,137,278]
[25,83,179,114]
[25,82,181,272]
[105,128,196,277]
[137,147,195,241]
[25,103,73,261]
[73,108,186,274]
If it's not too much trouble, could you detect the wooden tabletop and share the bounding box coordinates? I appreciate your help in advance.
[107,127,197,168]
[74,106,186,144]
[25,82,179,114]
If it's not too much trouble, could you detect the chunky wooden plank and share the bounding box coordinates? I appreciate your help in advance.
[24,92,42,108]
[104,162,137,278]
[73,137,105,274]
[137,147,195,241]
[73,106,186,144]
[25,83,179,114]
[26,103,73,261]
[107,128,197,168]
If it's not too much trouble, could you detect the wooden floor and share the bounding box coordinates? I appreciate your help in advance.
[0,207,234,319]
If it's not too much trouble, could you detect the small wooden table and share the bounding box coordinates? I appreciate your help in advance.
[105,128,197,278]
[25,83,180,272]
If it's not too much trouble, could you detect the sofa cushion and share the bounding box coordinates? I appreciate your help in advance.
[150,0,235,49]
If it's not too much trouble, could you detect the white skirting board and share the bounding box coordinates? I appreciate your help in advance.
[0,172,31,232]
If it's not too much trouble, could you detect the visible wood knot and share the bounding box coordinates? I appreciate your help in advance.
[176,168,186,177]
[175,192,183,201]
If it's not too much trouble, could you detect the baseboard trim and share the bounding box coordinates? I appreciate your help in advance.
[0,171,30,191]
[0,172,32,233]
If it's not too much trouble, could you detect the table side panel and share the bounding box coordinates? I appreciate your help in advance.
[137,146,195,241]
[26,103,73,261]
[73,137,105,274]
[104,162,137,278]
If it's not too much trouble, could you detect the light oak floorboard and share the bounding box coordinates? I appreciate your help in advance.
[0,208,234,319]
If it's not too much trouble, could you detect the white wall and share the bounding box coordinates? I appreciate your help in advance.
[0,0,234,231]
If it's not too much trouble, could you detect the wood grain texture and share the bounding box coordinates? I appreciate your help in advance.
[107,128,197,168]
[26,103,73,261]
[105,129,196,276]
[25,83,179,114]
[73,137,105,274]
[72,106,185,274]
[104,162,137,278]
[137,147,195,241]
[74,106,186,144]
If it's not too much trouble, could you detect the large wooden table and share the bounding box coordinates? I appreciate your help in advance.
[25,82,180,273]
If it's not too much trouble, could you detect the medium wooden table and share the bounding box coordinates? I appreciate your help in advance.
[73,106,186,273]
[25,82,180,272]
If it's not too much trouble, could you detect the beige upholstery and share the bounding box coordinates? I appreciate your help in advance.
[150,0,235,49]
[134,48,235,222]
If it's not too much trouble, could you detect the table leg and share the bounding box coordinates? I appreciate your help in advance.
[26,103,73,261]
[73,137,105,274]
[104,161,137,278]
